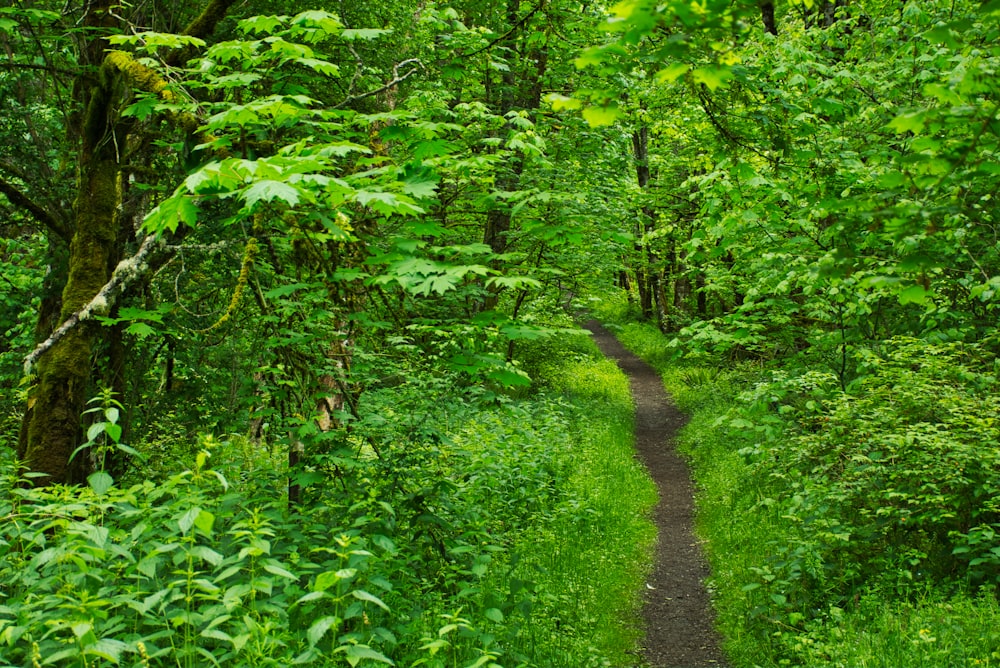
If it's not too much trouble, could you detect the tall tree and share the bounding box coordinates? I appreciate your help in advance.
[13,0,235,484]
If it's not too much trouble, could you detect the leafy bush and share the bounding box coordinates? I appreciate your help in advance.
[741,338,1000,612]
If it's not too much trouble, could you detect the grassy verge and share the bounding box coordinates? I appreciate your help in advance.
[591,294,1000,668]
[464,332,657,667]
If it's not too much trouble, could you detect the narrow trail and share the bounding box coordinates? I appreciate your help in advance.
[585,321,727,668]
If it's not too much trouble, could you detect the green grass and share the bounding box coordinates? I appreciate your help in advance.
[787,590,1000,668]
[477,334,658,667]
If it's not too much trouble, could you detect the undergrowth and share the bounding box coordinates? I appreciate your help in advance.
[0,332,653,668]
[592,291,1000,668]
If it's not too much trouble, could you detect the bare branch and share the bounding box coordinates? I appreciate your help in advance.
[333,58,425,110]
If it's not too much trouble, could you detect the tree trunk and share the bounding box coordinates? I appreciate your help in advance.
[481,0,548,312]
[630,126,663,325]
[17,0,235,485]
[696,271,707,317]
[760,2,778,35]
[21,115,121,484]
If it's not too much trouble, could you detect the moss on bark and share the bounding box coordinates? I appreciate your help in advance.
[19,0,236,485]
[21,73,121,484]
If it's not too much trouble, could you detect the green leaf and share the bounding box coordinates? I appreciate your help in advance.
[264,282,314,299]
[291,10,342,34]
[294,57,340,77]
[262,561,297,580]
[125,322,156,338]
[898,285,932,305]
[115,442,143,459]
[691,67,733,91]
[341,28,392,40]
[486,367,531,387]
[314,568,355,592]
[354,190,423,216]
[201,628,235,645]
[88,471,113,496]
[574,46,606,69]
[194,509,215,535]
[582,104,621,127]
[487,276,543,290]
[121,96,161,120]
[107,32,206,50]
[84,638,129,663]
[888,111,925,134]
[104,422,122,443]
[243,180,302,208]
[143,193,198,234]
[655,63,690,83]
[307,616,341,647]
[484,608,504,623]
[71,622,93,639]
[352,589,390,611]
[344,645,394,666]
[191,545,224,566]
[178,507,201,534]
[546,94,583,111]
[400,165,440,199]
[87,422,106,442]
[239,15,286,35]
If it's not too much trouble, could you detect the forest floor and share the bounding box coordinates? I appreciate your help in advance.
[585,321,728,668]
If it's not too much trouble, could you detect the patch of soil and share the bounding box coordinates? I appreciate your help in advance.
[585,321,728,668]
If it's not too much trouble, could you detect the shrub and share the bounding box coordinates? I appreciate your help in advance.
[741,338,1000,619]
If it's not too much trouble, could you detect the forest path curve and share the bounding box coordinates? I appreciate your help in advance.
[585,320,727,668]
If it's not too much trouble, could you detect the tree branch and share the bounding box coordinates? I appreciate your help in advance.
[0,62,78,78]
[456,1,547,59]
[697,88,777,165]
[333,59,425,109]
[0,175,72,241]
[104,50,203,135]
[167,0,240,66]
[24,233,165,374]
[182,0,240,39]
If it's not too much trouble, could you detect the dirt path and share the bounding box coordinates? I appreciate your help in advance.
[585,321,727,668]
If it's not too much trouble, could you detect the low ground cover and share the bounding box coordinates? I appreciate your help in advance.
[0,333,654,668]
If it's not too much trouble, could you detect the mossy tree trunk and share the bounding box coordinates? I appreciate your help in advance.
[18,0,123,484]
[17,0,236,485]
[19,68,123,484]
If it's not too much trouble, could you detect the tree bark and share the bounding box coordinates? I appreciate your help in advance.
[760,1,778,35]
[18,0,235,485]
[630,126,665,325]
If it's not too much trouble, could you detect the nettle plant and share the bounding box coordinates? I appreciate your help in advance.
[0,447,392,667]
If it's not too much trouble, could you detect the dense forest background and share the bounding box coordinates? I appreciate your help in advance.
[1,0,999,666]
